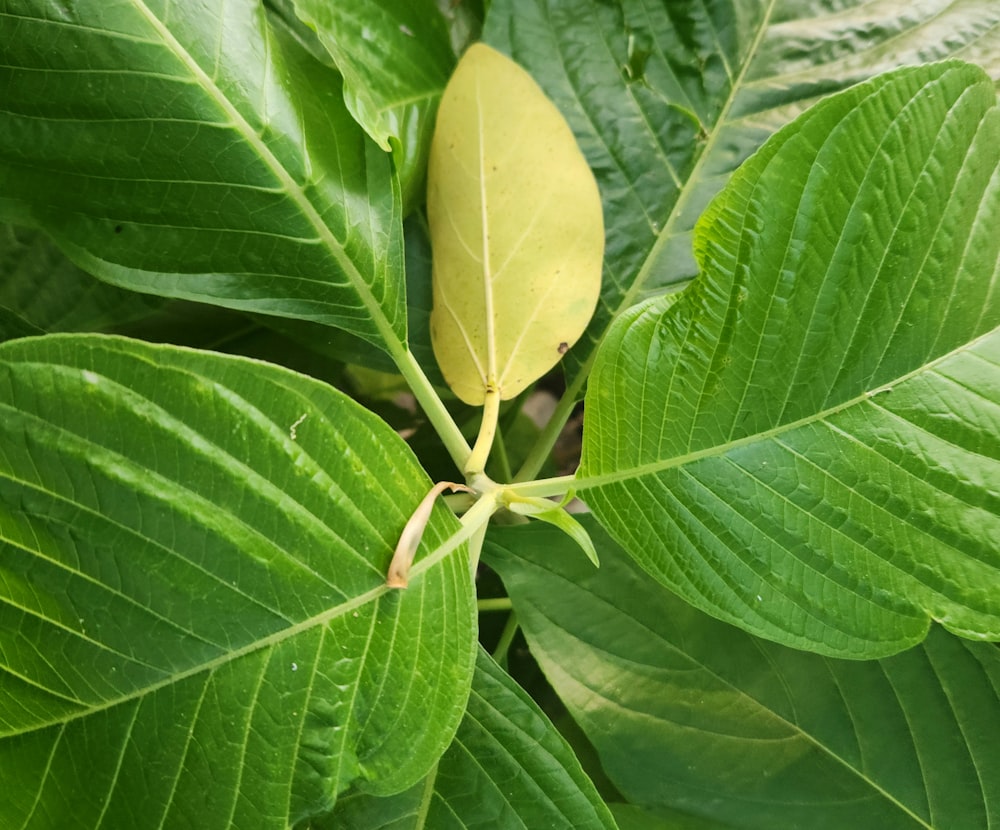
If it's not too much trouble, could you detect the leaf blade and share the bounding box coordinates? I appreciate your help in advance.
[0,1,405,351]
[428,44,604,405]
[578,61,1000,656]
[0,335,476,826]
[0,225,161,339]
[326,648,617,830]
[290,0,455,211]
[483,0,1000,380]
[486,519,1000,829]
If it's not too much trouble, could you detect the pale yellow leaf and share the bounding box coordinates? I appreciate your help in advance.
[427,43,604,405]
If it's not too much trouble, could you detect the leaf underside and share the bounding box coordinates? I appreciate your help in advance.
[427,43,604,405]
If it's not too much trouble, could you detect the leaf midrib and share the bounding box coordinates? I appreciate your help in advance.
[0,492,483,740]
[517,0,780,481]
[475,70,498,386]
[0,580,387,740]
[576,324,1000,491]
[132,0,403,353]
[609,0,780,329]
[512,553,935,830]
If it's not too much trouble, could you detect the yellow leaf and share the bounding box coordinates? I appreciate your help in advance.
[427,43,604,406]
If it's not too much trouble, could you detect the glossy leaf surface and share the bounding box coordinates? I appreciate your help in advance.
[0,336,476,827]
[428,44,604,405]
[484,0,1000,379]
[0,1,405,351]
[290,0,455,211]
[324,648,616,829]
[487,519,1000,829]
[578,61,1000,657]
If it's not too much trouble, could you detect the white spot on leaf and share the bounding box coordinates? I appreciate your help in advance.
[289,413,307,440]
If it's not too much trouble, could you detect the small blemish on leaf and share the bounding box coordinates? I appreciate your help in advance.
[289,412,307,440]
[866,385,893,398]
[114,225,123,234]
[623,32,651,83]
[558,342,569,354]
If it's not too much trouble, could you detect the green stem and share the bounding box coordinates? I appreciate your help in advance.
[504,473,577,500]
[394,347,471,470]
[477,597,513,612]
[491,420,513,483]
[466,515,490,580]
[413,761,438,827]
[492,610,519,667]
[465,387,501,477]
[513,366,588,482]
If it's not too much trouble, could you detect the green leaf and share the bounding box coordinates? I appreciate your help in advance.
[484,0,1000,380]
[428,44,604,406]
[578,61,1000,657]
[0,307,42,342]
[435,0,484,57]
[0,335,476,827]
[486,518,1000,829]
[611,803,730,830]
[0,225,161,338]
[290,0,455,212]
[503,494,600,568]
[0,1,405,352]
[322,648,616,829]
[263,217,444,385]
